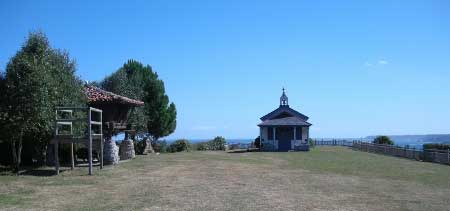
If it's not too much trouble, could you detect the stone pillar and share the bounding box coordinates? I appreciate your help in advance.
[143,139,155,154]
[273,127,276,151]
[103,137,119,165]
[293,126,297,150]
[294,127,297,141]
[119,139,136,160]
[259,127,263,151]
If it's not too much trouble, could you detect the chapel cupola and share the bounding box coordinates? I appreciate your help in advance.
[280,88,289,107]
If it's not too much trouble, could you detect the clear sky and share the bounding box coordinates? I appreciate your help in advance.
[1,0,450,139]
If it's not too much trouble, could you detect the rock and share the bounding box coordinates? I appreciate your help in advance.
[103,138,119,165]
[119,139,135,160]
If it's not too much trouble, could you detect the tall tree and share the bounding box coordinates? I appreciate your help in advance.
[1,31,85,172]
[101,60,152,135]
[144,76,177,141]
[100,60,177,142]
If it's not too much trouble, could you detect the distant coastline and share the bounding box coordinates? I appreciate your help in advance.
[133,134,450,150]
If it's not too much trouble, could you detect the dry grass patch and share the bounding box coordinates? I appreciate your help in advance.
[0,147,449,210]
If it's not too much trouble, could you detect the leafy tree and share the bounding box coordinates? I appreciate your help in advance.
[373,136,394,145]
[1,31,84,172]
[100,60,176,153]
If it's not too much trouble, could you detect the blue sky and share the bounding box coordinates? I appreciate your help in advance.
[1,0,450,139]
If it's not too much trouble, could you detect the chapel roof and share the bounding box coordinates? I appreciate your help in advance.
[260,105,309,121]
[258,116,312,127]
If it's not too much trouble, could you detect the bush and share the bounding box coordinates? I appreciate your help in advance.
[168,139,190,153]
[254,136,261,148]
[373,136,394,145]
[208,136,226,151]
[134,139,147,155]
[308,138,315,148]
[423,143,450,151]
[152,140,168,153]
[192,142,208,151]
[191,137,226,151]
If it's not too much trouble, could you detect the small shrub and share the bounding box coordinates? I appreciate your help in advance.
[308,138,315,148]
[254,136,261,148]
[208,136,226,151]
[168,139,190,153]
[135,140,145,155]
[191,137,226,151]
[373,136,394,145]
[192,142,208,151]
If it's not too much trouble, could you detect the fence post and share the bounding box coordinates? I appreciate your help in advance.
[433,150,436,163]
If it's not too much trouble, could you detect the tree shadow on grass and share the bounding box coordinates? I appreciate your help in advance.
[0,166,64,176]
[19,169,62,176]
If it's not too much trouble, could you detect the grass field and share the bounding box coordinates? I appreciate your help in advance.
[1,147,449,211]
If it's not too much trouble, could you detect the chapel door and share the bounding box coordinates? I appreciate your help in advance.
[278,127,292,151]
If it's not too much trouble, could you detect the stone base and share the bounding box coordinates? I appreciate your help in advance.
[104,138,119,165]
[143,139,155,154]
[119,139,135,160]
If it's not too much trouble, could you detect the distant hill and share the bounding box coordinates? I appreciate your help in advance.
[365,134,450,145]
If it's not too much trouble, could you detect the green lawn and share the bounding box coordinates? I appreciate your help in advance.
[1,147,449,211]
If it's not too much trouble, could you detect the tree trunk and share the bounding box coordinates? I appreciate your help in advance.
[11,131,23,175]
[37,143,47,166]
[11,139,17,172]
